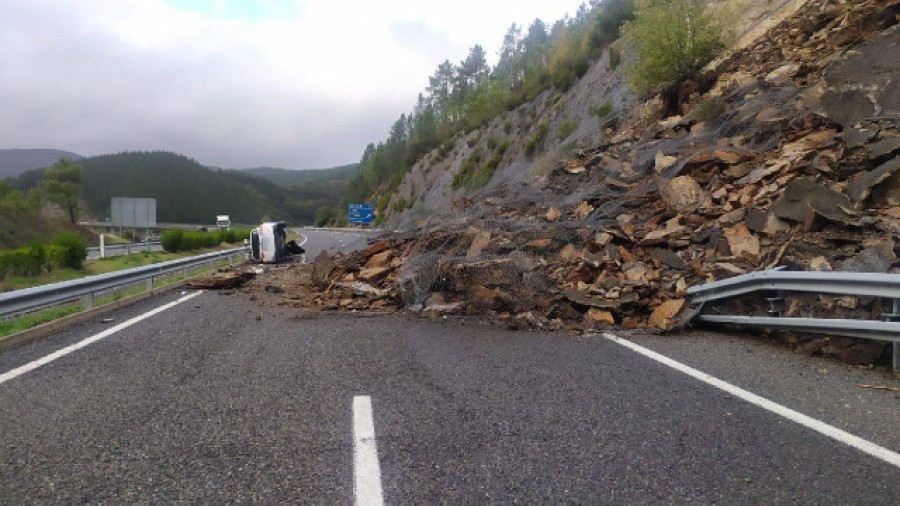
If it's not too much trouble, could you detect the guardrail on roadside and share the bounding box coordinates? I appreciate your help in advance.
[0,247,249,319]
[87,242,162,258]
[687,269,900,370]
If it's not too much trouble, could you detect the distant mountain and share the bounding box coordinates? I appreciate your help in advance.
[237,163,358,188]
[10,151,351,226]
[0,149,83,179]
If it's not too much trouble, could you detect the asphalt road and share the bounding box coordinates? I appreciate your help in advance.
[1,230,899,503]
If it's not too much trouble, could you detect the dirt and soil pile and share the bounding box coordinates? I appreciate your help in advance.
[242,0,900,365]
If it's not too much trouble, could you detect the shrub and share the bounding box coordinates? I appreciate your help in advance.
[623,0,731,95]
[160,228,250,252]
[375,193,392,216]
[589,101,614,119]
[51,231,88,269]
[24,243,46,276]
[435,141,454,161]
[470,141,511,189]
[450,142,511,191]
[45,245,68,272]
[607,46,622,71]
[557,117,581,141]
[391,197,410,212]
[161,229,184,252]
[524,122,549,156]
[314,206,337,227]
[452,150,483,190]
[0,242,63,278]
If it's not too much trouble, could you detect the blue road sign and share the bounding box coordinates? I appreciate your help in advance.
[348,203,374,225]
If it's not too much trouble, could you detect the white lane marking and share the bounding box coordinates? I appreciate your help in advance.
[0,291,204,386]
[298,234,309,264]
[353,395,385,506]
[603,333,900,469]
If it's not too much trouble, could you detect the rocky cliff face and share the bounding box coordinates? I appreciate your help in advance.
[254,0,900,366]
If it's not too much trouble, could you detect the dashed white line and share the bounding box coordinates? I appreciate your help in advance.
[603,332,900,469]
[353,395,384,506]
[0,291,204,386]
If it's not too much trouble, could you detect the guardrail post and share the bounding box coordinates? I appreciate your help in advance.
[100,235,106,259]
[84,292,94,310]
[183,267,189,280]
[766,290,785,317]
[885,300,900,372]
[146,276,153,292]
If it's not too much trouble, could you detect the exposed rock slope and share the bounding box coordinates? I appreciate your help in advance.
[247,0,900,365]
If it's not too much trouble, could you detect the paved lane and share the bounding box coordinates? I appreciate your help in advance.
[1,291,898,503]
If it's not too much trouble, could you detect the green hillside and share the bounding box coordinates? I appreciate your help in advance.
[79,152,286,224]
[238,164,358,188]
[11,151,353,226]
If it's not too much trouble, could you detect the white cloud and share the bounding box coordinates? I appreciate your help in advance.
[0,0,586,168]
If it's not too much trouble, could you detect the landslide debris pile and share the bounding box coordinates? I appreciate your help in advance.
[247,0,900,363]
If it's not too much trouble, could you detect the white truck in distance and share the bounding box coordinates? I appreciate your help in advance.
[216,215,231,230]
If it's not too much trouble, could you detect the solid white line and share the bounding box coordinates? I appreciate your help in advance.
[299,234,309,247]
[0,291,204,386]
[353,395,384,506]
[603,332,900,469]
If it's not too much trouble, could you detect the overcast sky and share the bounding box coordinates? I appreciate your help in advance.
[0,0,587,169]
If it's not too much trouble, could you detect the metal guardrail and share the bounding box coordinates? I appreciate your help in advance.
[87,242,162,258]
[687,269,900,369]
[0,247,248,318]
[696,315,900,343]
[686,268,900,303]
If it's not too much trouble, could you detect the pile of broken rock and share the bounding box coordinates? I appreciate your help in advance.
[235,0,899,366]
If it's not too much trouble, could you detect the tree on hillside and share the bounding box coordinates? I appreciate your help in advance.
[427,60,457,119]
[586,0,635,53]
[459,45,489,84]
[455,45,489,102]
[36,158,83,223]
[497,23,523,71]
[523,19,549,53]
[623,0,730,95]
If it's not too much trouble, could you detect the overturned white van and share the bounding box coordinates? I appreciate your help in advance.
[249,222,305,264]
[250,222,287,264]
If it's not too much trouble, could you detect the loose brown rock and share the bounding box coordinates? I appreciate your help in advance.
[659,175,706,213]
[649,299,685,330]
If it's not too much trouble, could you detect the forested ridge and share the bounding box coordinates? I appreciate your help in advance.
[10,151,350,225]
[238,164,358,188]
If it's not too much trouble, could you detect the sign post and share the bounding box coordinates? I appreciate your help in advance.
[348,203,374,226]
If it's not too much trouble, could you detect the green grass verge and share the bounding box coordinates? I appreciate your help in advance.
[0,304,85,337]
